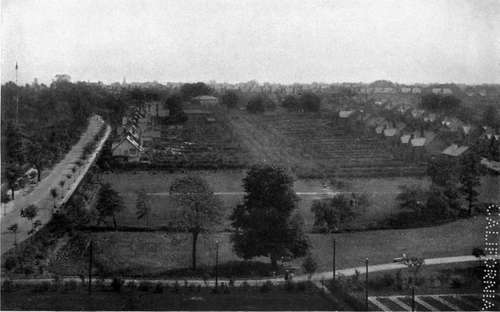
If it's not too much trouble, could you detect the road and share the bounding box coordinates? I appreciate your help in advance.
[7,255,494,286]
[1,116,110,256]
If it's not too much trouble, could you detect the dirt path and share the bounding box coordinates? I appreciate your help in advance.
[1,116,110,256]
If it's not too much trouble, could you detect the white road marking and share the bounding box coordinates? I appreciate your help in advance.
[369,297,391,311]
[414,296,438,311]
[429,295,461,311]
[390,296,411,311]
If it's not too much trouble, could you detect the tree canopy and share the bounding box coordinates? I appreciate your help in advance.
[170,175,223,270]
[180,82,213,100]
[230,165,309,267]
[311,194,357,232]
[96,183,124,230]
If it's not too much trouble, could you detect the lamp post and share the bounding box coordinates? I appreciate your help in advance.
[88,239,93,295]
[365,258,369,311]
[332,238,336,281]
[215,240,219,291]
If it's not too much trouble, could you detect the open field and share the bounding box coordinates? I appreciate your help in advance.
[50,217,485,277]
[102,171,498,231]
[228,111,427,178]
[1,284,336,311]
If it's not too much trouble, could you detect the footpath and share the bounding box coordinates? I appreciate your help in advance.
[6,255,492,286]
[1,116,111,256]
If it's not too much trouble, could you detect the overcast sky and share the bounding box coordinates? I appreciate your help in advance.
[2,0,500,85]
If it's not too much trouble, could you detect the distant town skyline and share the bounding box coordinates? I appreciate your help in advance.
[2,0,500,85]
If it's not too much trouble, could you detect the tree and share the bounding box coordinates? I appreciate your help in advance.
[481,105,500,129]
[282,95,300,112]
[7,223,18,247]
[165,94,187,124]
[246,95,266,113]
[459,153,481,216]
[230,165,309,268]
[299,92,320,112]
[96,183,124,230]
[5,163,23,200]
[427,157,457,187]
[135,188,151,226]
[222,91,239,109]
[20,204,38,232]
[396,185,428,218]
[50,187,58,209]
[180,82,212,100]
[302,253,318,280]
[170,175,223,270]
[311,195,356,232]
[25,140,50,182]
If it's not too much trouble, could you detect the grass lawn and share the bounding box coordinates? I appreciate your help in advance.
[1,284,336,311]
[50,216,485,277]
[102,171,438,231]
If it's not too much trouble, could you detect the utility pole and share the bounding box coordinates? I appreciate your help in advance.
[365,258,369,311]
[411,286,415,312]
[332,238,336,281]
[215,241,219,291]
[88,239,93,295]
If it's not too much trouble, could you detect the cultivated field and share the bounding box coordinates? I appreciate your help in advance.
[146,112,247,169]
[228,111,427,178]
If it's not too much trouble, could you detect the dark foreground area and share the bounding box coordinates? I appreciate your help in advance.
[1,283,338,311]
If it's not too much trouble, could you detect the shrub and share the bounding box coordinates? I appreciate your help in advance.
[125,280,137,290]
[172,281,180,293]
[138,281,152,291]
[63,280,78,291]
[32,281,51,293]
[450,276,464,289]
[4,256,17,271]
[297,281,307,292]
[1,280,15,292]
[472,247,485,258]
[153,282,163,293]
[259,281,273,293]
[111,277,124,292]
[284,280,295,292]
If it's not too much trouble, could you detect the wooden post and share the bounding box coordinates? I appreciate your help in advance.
[332,238,336,281]
[88,240,93,295]
[365,258,369,311]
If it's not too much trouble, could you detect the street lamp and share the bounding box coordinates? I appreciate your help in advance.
[215,240,220,292]
[332,238,336,281]
[365,258,369,311]
[87,239,93,295]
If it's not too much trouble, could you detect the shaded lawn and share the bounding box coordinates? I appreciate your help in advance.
[51,217,485,277]
[1,286,335,311]
[102,171,437,231]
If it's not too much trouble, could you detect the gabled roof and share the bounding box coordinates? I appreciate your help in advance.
[375,125,385,134]
[112,135,144,152]
[481,158,500,173]
[424,131,437,144]
[442,144,469,157]
[339,110,355,118]
[400,134,411,144]
[411,137,426,147]
[384,128,398,137]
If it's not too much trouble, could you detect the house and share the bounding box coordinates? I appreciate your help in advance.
[411,87,422,94]
[401,87,412,94]
[442,88,453,95]
[339,110,355,118]
[400,134,411,144]
[442,144,469,157]
[481,158,500,174]
[383,128,398,137]
[112,135,144,162]
[411,109,425,118]
[411,137,426,147]
[423,113,437,123]
[432,88,442,94]
[192,95,219,107]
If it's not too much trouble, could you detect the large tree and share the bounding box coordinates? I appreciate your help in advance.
[299,92,321,112]
[481,105,500,129]
[396,185,428,218]
[180,82,212,100]
[230,165,309,268]
[246,95,266,113]
[170,175,223,270]
[281,95,300,112]
[459,153,481,216]
[135,188,151,226]
[25,140,51,182]
[221,90,239,109]
[311,194,357,232]
[96,183,124,230]
[5,163,23,200]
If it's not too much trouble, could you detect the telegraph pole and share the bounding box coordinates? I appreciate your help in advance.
[88,240,93,295]
[215,241,219,291]
[365,258,369,311]
[332,238,336,281]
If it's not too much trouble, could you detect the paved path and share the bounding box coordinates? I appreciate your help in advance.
[7,255,493,286]
[1,116,110,256]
